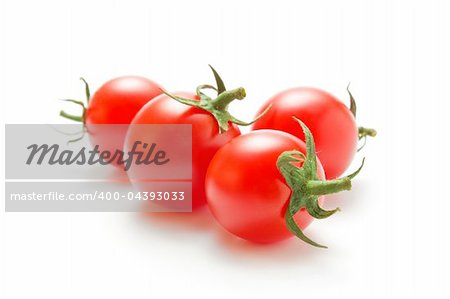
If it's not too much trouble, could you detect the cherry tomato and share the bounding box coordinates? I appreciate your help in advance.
[60,76,163,168]
[205,129,323,243]
[126,92,241,209]
[252,87,357,179]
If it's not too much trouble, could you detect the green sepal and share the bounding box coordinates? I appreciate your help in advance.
[80,77,91,104]
[59,110,83,122]
[285,208,328,249]
[347,83,357,117]
[60,99,86,107]
[208,65,226,95]
[195,84,217,101]
[346,84,377,151]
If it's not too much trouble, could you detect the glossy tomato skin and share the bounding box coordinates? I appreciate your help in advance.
[252,87,357,179]
[205,130,325,244]
[84,76,162,168]
[85,76,162,125]
[127,92,241,209]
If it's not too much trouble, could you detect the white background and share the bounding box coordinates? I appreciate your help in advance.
[1,0,449,298]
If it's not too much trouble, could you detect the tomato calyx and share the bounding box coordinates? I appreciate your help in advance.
[162,66,271,133]
[347,84,377,151]
[59,77,90,124]
[277,118,365,248]
[59,78,90,143]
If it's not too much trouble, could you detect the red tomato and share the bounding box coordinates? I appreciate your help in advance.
[126,92,241,209]
[205,129,325,244]
[60,76,162,168]
[252,87,358,179]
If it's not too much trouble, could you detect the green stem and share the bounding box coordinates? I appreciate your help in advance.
[211,87,246,110]
[306,178,351,196]
[358,126,377,139]
[164,82,265,133]
[60,110,83,122]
